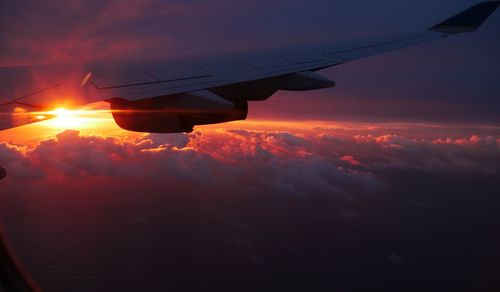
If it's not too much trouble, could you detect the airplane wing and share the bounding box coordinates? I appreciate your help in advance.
[1,1,499,132]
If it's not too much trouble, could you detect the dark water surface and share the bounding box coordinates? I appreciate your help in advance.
[1,170,500,291]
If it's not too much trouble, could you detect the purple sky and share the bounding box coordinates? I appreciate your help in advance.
[1,0,499,123]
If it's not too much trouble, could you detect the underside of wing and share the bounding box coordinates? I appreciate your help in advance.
[86,30,452,133]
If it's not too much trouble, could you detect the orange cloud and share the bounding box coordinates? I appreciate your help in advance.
[2,121,499,202]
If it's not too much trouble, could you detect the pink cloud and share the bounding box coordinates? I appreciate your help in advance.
[1,126,499,202]
[1,128,385,200]
[433,135,499,147]
[340,155,362,166]
[346,134,500,173]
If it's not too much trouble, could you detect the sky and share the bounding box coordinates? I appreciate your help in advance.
[1,0,500,122]
[0,0,500,291]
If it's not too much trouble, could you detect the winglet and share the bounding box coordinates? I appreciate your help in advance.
[429,1,500,34]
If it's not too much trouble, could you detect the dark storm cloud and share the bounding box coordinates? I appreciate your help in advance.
[1,0,499,121]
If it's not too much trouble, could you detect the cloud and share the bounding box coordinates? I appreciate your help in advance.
[1,125,499,202]
[0,142,43,180]
[349,134,500,173]
[0,128,383,200]
[340,155,363,166]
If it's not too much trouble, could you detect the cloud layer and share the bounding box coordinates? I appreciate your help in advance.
[2,125,499,200]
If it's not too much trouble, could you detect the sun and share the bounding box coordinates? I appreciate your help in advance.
[43,108,84,128]
[1,102,135,140]
[38,106,113,130]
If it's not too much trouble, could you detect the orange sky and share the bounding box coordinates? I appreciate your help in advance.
[3,101,500,151]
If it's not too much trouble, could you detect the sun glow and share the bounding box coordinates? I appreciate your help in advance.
[0,102,140,145]
[36,105,114,130]
[45,108,85,128]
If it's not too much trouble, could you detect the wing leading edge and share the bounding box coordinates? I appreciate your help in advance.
[0,1,498,132]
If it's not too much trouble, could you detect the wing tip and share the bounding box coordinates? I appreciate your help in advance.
[429,1,500,34]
